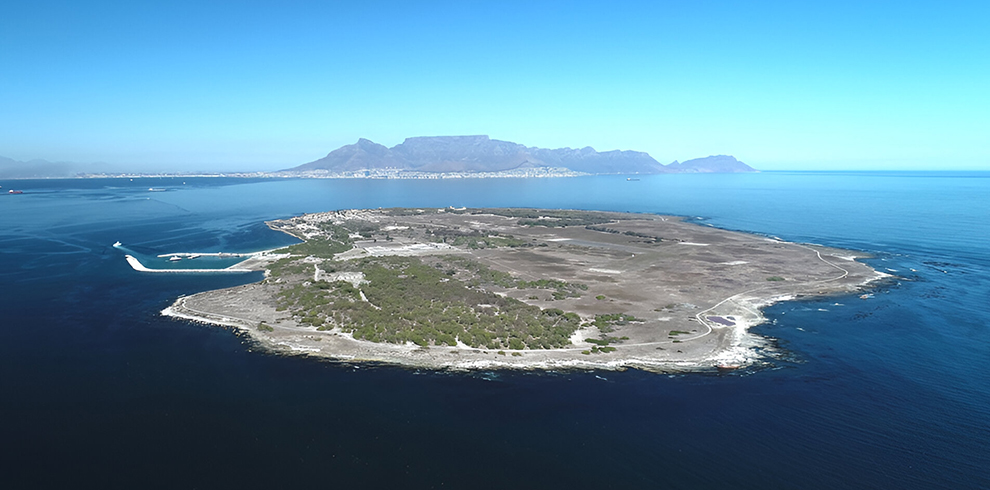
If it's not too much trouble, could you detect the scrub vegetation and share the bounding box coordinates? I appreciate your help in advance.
[445,257,588,299]
[592,313,643,333]
[274,256,583,350]
[481,208,616,227]
[380,207,619,228]
[275,223,353,258]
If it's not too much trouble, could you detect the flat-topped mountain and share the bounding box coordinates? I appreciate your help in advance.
[1,138,754,179]
[285,136,755,175]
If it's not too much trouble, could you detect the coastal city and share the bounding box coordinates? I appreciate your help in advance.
[77,166,589,180]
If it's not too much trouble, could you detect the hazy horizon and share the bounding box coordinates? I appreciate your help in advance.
[2,1,987,172]
[6,142,990,175]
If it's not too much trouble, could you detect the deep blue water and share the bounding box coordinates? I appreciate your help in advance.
[1,173,988,489]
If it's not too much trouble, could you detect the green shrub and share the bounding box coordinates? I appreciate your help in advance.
[276,256,582,351]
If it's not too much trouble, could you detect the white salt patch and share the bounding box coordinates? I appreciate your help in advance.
[568,328,591,345]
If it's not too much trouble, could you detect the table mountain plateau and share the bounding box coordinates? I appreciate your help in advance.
[286,136,755,175]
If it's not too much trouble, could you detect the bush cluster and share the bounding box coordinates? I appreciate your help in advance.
[275,257,582,350]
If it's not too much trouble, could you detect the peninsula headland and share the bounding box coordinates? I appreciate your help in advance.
[4,136,756,179]
[162,208,885,372]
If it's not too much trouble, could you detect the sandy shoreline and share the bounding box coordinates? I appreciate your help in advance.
[162,295,731,372]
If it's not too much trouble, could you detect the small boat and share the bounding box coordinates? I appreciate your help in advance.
[626,178,640,181]
[169,256,183,262]
[8,190,23,194]
[113,241,122,247]
[188,254,201,259]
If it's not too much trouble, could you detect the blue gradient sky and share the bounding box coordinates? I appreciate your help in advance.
[2,1,987,171]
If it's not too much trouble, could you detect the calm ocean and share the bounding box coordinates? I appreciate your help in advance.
[1,172,988,489]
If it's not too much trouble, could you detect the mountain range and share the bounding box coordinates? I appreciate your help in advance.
[0,156,128,179]
[0,156,79,179]
[287,136,755,175]
[1,136,755,179]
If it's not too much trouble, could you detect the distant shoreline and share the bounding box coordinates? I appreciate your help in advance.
[74,169,606,180]
[3,169,758,181]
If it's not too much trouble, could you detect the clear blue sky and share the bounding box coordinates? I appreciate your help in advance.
[2,0,987,171]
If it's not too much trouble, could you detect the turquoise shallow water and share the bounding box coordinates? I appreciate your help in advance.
[1,173,988,489]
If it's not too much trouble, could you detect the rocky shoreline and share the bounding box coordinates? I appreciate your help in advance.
[159,208,888,373]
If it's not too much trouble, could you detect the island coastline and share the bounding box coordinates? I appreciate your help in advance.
[157,208,889,373]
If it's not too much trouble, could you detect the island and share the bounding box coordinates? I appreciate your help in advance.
[161,208,886,372]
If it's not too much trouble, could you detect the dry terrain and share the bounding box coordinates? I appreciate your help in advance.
[163,208,886,372]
